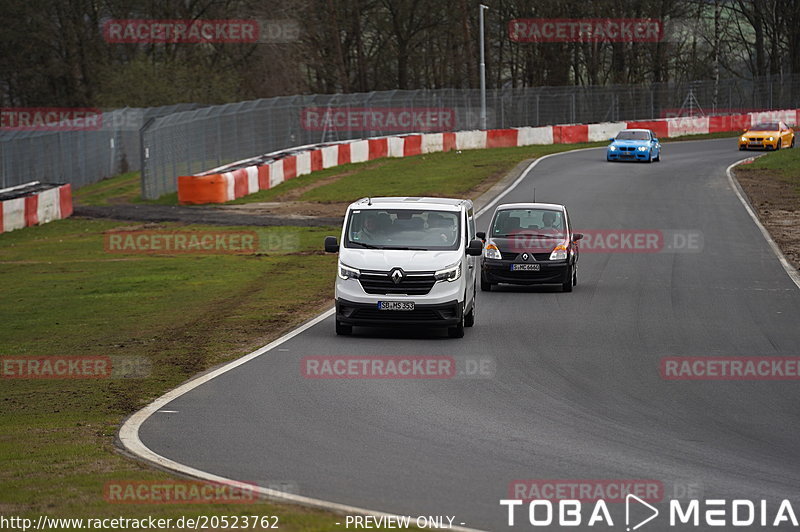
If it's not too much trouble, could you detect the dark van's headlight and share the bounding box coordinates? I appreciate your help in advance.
[483,242,502,260]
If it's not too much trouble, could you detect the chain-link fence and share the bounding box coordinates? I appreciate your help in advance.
[3,75,798,198]
[0,104,204,190]
[141,74,800,199]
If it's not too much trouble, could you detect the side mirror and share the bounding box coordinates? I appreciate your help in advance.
[573,233,584,241]
[324,236,339,253]
[476,231,486,241]
[466,238,484,256]
[608,137,615,142]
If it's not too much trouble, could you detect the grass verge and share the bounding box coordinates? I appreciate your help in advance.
[229,142,605,205]
[0,218,390,530]
[734,145,800,270]
[73,172,178,206]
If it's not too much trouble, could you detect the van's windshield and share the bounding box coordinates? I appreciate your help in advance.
[344,208,461,251]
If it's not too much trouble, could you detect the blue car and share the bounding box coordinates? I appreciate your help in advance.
[606,129,661,163]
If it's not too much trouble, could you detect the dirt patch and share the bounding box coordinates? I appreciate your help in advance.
[218,158,519,219]
[74,204,343,227]
[219,200,349,218]
[734,167,800,270]
[276,161,388,201]
[209,162,393,219]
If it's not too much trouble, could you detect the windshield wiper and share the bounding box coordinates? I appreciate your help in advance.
[526,233,564,239]
[348,241,380,249]
[382,246,429,251]
[506,232,563,238]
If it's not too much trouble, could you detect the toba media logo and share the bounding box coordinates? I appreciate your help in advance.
[501,490,800,528]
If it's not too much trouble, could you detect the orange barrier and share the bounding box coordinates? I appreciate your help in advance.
[177,174,229,204]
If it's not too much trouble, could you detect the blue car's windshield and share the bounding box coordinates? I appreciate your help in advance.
[616,131,650,141]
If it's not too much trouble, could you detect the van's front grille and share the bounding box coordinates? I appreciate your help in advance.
[358,270,437,295]
[501,252,551,261]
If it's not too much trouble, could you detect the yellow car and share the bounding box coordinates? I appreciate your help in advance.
[739,121,795,150]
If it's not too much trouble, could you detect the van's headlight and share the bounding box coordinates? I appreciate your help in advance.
[549,244,568,261]
[483,242,502,260]
[434,262,461,282]
[338,263,360,280]
[637,146,648,151]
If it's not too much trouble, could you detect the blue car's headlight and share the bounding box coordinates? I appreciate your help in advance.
[609,145,617,151]
[637,146,648,151]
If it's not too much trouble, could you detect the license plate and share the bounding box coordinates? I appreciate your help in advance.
[511,263,540,271]
[378,301,415,311]
[749,143,762,147]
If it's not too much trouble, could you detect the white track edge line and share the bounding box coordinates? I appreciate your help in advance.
[117,146,601,531]
[726,158,800,289]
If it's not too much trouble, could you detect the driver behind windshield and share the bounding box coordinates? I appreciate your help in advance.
[428,213,457,244]
[542,211,563,230]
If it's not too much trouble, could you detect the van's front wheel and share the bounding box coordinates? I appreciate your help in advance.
[335,321,352,335]
[464,295,475,327]
[449,304,466,338]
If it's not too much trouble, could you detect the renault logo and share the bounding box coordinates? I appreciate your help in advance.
[390,268,404,284]
[521,253,529,261]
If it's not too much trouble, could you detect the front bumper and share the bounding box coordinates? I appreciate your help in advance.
[738,138,779,150]
[607,148,650,161]
[336,298,462,327]
[482,259,570,285]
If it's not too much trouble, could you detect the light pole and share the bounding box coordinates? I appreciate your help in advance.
[479,4,488,130]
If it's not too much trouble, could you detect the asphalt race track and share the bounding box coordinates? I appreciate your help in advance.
[137,138,800,530]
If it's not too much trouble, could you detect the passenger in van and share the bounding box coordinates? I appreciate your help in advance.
[354,213,382,242]
[426,214,456,244]
[542,211,562,230]
[392,216,424,232]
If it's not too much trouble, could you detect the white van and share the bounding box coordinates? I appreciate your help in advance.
[324,197,484,337]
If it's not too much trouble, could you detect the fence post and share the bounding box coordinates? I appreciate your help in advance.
[139,117,155,200]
